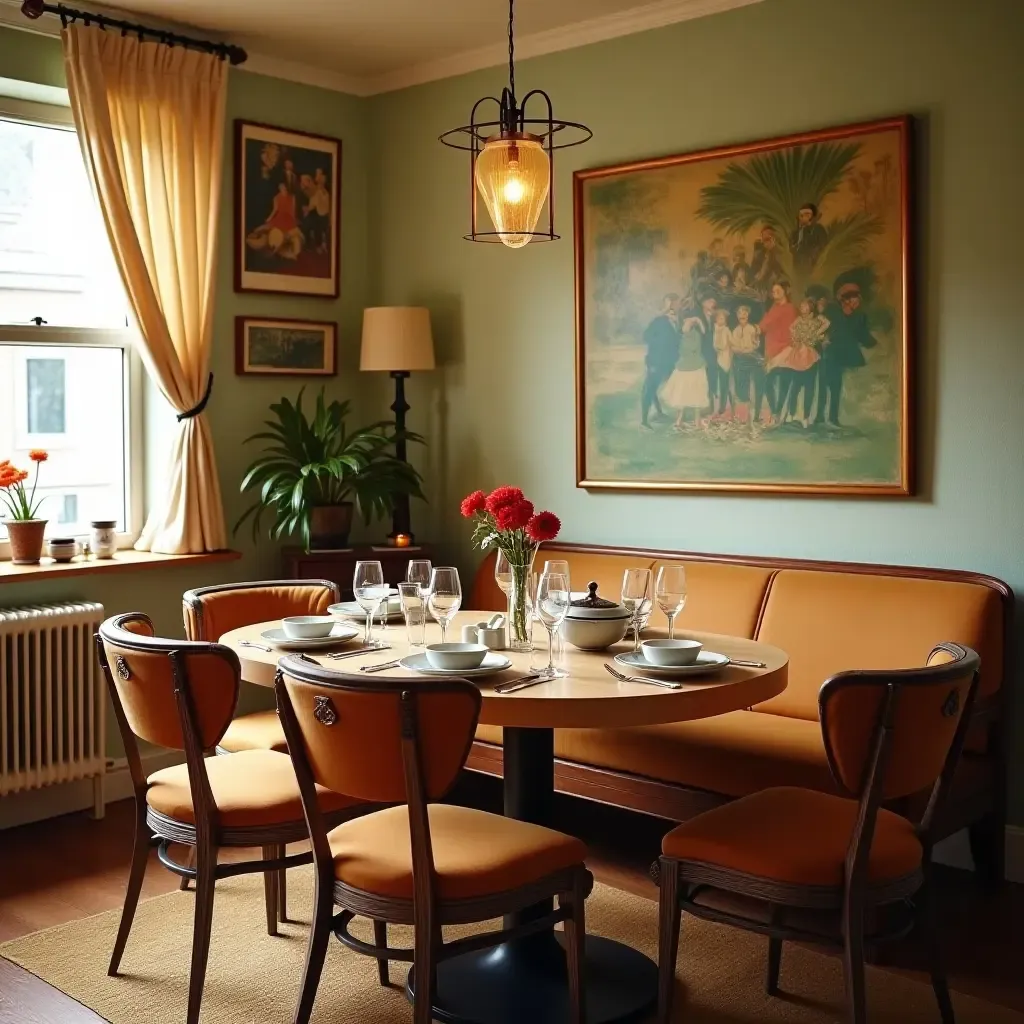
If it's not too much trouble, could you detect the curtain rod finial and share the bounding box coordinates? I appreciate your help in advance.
[21,0,46,20]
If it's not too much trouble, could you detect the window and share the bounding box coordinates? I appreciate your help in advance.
[0,100,142,557]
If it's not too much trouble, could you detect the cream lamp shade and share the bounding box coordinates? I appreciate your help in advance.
[360,307,435,372]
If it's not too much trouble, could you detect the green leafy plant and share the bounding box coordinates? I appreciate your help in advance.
[235,388,425,549]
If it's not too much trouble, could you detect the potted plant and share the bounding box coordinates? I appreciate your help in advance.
[1,450,50,564]
[236,388,425,550]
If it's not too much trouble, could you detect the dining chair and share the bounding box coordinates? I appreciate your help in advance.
[654,642,981,1024]
[96,613,361,1024]
[275,655,593,1024]
[181,579,340,907]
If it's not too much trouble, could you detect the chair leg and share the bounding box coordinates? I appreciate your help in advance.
[185,845,217,1024]
[373,920,390,986]
[920,879,956,1024]
[841,899,867,1024]
[561,871,588,1024]
[766,937,783,995]
[108,808,151,976]
[277,844,288,923]
[293,870,334,1024]
[262,845,279,937]
[179,844,196,891]
[657,858,682,1024]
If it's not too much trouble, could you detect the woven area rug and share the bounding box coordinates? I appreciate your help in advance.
[3,866,1021,1024]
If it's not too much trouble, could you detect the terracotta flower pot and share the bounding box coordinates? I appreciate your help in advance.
[5,519,47,565]
[309,503,353,550]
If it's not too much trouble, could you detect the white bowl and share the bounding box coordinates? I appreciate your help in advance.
[424,643,488,671]
[560,614,629,651]
[641,638,703,666]
[281,615,337,640]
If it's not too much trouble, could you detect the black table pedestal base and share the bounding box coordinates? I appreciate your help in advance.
[405,929,657,1024]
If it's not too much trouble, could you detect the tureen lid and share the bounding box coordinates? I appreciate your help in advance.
[566,581,629,620]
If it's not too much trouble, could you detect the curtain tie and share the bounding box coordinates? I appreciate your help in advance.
[177,372,214,422]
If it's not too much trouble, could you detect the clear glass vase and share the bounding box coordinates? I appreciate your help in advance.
[506,549,537,653]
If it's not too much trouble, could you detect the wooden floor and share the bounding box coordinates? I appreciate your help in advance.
[1,776,1022,1022]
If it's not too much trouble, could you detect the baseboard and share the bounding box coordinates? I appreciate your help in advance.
[0,751,184,831]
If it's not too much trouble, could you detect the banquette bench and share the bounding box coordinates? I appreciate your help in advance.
[467,543,1012,881]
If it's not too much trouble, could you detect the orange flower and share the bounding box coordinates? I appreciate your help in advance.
[28,449,48,463]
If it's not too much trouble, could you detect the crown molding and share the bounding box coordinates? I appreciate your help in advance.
[363,0,763,95]
[0,0,763,98]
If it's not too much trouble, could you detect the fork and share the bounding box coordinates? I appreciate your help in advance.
[239,640,272,653]
[359,658,404,674]
[603,663,683,690]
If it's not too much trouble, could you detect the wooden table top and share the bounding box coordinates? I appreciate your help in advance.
[220,612,787,730]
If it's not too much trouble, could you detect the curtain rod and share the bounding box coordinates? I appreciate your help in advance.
[20,0,248,64]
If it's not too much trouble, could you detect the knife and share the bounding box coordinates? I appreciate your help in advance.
[493,673,549,694]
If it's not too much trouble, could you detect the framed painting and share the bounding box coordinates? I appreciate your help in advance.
[574,116,911,495]
[235,120,341,297]
[235,317,337,377]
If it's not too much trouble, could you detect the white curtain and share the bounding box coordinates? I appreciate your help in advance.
[63,24,228,553]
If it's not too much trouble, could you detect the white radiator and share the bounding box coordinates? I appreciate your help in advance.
[0,602,106,814]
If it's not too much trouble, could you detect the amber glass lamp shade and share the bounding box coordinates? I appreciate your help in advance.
[474,134,550,248]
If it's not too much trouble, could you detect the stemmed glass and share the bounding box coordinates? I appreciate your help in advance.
[427,567,462,645]
[621,568,653,654]
[406,559,432,595]
[353,560,388,646]
[535,572,570,678]
[655,565,687,640]
[543,559,571,668]
[494,550,513,599]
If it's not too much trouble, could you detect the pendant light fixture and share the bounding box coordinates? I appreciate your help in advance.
[439,0,592,248]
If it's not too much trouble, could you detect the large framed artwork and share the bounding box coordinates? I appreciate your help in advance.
[574,116,911,495]
[235,120,341,297]
[235,316,337,377]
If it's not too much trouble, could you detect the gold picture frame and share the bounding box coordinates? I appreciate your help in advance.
[574,116,912,496]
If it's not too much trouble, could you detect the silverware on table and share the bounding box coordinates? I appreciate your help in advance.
[359,659,404,674]
[239,641,272,652]
[603,663,683,690]
[729,659,767,668]
[493,673,550,694]
[325,643,390,660]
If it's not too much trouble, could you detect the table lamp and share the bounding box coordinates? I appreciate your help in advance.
[360,306,435,544]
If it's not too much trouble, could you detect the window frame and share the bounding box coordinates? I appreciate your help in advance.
[0,99,144,560]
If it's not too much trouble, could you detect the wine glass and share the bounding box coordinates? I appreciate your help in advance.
[535,572,570,678]
[655,565,687,640]
[353,560,388,646]
[494,549,513,598]
[427,566,462,645]
[407,559,433,595]
[543,558,571,669]
[621,568,653,654]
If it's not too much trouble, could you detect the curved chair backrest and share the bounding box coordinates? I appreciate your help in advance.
[98,613,240,752]
[182,579,341,642]
[275,656,481,805]
[818,642,981,805]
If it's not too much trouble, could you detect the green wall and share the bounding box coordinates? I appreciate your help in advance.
[0,25,373,734]
[368,0,1024,820]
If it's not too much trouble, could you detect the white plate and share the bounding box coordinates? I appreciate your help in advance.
[329,594,403,622]
[399,651,512,677]
[261,623,361,650]
[613,650,731,677]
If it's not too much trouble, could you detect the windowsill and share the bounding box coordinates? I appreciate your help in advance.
[0,548,242,584]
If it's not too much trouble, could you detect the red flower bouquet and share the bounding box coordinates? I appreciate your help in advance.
[460,485,561,650]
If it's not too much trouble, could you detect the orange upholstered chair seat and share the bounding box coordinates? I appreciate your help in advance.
[328,803,587,901]
[147,750,357,828]
[219,710,288,753]
[662,787,922,888]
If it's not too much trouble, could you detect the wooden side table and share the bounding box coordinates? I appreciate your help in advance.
[283,544,435,600]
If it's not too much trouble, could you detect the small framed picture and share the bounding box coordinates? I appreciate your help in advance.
[235,317,337,377]
[235,120,341,297]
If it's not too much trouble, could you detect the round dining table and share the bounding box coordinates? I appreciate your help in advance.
[221,611,788,1024]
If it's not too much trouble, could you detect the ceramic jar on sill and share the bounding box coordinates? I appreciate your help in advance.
[90,520,118,559]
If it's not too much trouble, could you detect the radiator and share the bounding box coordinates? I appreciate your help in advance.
[0,602,106,814]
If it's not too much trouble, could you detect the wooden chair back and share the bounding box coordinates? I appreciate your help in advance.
[97,612,240,753]
[818,642,980,846]
[182,579,340,642]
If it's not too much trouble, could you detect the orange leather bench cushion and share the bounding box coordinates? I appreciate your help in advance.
[755,569,1004,722]
[554,712,837,798]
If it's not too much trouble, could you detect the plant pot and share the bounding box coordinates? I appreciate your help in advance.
[309,503,353,550]
[5,519,47,565]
